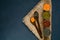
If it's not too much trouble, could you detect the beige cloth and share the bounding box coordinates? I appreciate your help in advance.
[23,0,52,40]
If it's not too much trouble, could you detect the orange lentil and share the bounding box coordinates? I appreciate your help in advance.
[43,4,50,11]
[30,17,35,23]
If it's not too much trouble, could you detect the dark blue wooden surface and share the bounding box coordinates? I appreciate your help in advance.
[0,0,60,40]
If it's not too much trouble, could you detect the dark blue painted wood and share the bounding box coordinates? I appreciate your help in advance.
[0,0,60,40]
